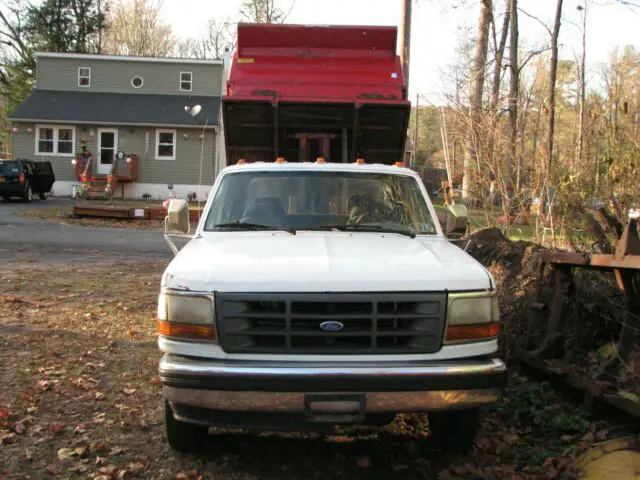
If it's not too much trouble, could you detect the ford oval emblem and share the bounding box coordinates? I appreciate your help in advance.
[319,321,344,332]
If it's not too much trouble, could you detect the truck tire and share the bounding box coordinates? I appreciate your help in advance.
[23,185,32,203]
[39,193,47,200]
[164,401,208,452]
[428,409,479,453]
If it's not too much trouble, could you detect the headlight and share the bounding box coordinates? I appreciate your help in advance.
[157,291,217,342]
[445,292,500,344]
[157,292,215,324]
[447,293,499,325]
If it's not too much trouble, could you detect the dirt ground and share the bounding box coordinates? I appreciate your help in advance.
[0,257,624,480]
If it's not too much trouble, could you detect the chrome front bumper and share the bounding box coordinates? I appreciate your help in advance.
[160,354,507,425]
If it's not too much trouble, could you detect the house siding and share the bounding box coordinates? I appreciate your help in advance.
[11,122,216,186]
[36,57,222,97]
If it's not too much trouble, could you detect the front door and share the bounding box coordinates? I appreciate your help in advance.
[97,129,118,175]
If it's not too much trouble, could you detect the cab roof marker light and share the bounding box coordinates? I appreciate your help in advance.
[236,158,246,165]
[275,157,287,164]
[315,157,326,164]
[355,158,365,164]
[394,161,404,167]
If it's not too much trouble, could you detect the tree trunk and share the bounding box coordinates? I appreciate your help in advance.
[546,0,564,183]
[506,0,518,193]
[490,2,510,113]
[462,0,492,203]
[575,1,587,172]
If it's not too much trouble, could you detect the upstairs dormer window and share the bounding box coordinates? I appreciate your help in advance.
[78,67,91,87]
[180,71,192,92]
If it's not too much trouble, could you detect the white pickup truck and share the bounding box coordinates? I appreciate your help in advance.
[157,160,506,453]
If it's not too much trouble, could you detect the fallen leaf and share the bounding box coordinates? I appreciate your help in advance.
[95,456,108,466]
[122,388,136,396]
[393,464,409,472]
[57,448,77,461]
[504,433,520,445]
[24,448,33,461]
[475,436,492,451]
[73,424,86,434]
[50,422,64,435]
[46,464,62,474]
[74,446,87,457]
[26,406,38,414]
[94,392,106,401]
[127,461,145,473]
[356,457,371,468]
[438,470,455,480]
[69,463,88,473]
[109,445,125,456]
[0,432,17,444]
[99,464,117,475]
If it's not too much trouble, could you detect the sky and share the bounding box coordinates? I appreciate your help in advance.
[160,0,640,103]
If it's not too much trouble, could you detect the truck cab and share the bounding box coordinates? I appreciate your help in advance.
[156,23,506,454]
[158,161,506,453]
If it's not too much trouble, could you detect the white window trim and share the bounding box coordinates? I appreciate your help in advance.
[179,71,193,92]
[131,76,144,88]
[78,66,91,88]
[34,125,76,157]
[155,129,176,160]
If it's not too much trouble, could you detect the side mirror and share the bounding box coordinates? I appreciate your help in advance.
[445,204,468,238]
[166,199,190,234]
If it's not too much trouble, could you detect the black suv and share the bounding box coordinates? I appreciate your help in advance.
[0,158,55,202]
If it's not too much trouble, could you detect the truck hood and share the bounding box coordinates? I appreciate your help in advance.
[162,232,493,292]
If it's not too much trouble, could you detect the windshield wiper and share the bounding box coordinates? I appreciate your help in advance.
[329,224,416,239]
[212,221,296,234]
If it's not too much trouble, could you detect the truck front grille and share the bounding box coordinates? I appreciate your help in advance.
[215,292,447,354]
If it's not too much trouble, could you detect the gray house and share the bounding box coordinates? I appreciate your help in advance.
[9,52,228,199]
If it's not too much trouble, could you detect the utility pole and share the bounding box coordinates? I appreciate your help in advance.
[400,0,412,97]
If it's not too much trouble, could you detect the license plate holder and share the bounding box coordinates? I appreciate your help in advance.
[304,394,366,423]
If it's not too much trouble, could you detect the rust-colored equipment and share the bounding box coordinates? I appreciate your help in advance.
[521,211,640,418]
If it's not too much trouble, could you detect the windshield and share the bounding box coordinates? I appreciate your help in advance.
[0,161,21,175]
[203,170,438,235]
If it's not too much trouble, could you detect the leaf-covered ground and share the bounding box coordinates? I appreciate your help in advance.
[0,261,620,479]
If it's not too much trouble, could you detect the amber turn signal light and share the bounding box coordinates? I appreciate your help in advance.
[157,320,218,341]
[445,323,500,343]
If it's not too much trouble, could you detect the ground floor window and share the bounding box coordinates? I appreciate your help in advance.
[156,129,176,160]
[35,125,75,156]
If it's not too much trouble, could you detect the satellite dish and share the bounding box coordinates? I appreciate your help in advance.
[188,105,202,117]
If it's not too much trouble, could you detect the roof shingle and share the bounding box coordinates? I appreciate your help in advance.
[9,90,220,127]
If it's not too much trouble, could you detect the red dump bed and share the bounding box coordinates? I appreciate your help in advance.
[223,23,411,165]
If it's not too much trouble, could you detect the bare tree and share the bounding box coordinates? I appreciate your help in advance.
[461,0,492,203]
[507,0,518,190]
[103,0,176,57]
[575,1,588,170]
[489,1,510,113]
[177,17,236,59]
[240,0,294,24]
[546,0,563,173]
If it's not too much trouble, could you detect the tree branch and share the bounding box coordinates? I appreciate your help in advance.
[518,7,553,36]
[518,46,554,72]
